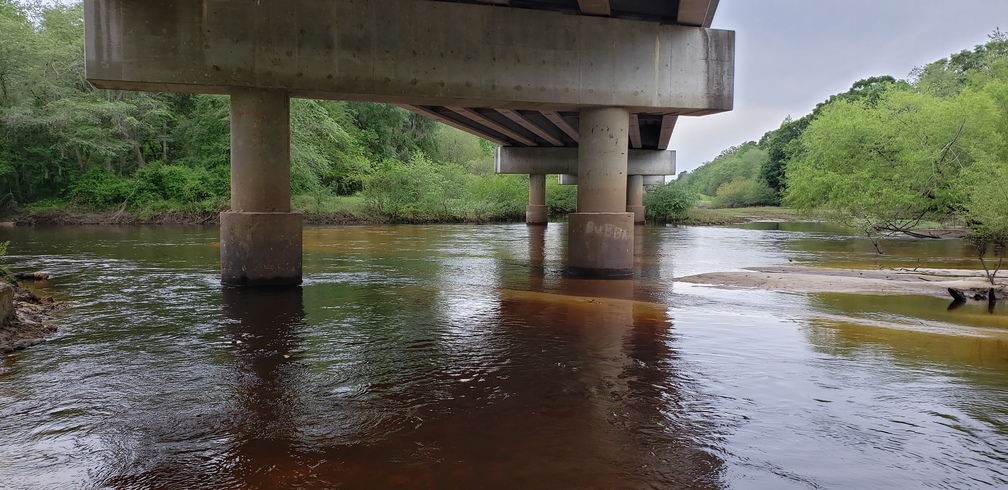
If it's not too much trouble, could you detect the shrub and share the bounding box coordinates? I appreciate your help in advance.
[710,178,777,208]
[67,168,139,207]
[467,174,526,221]
[644,180,698,222]
[546,177,576,215]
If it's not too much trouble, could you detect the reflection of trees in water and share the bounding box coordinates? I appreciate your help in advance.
[802,314,1008,373]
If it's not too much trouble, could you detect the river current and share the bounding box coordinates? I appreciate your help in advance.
[0,223,1005,489]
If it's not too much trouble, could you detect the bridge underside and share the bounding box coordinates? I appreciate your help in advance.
[84,0,733,284]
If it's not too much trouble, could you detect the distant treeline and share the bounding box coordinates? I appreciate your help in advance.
[0,1,577,223]
[665,30,1008,267]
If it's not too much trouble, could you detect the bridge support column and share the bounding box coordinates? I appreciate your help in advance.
[568,107,634,278]
[527,173,548,225]
[626,175,646,224]
[220,89,303,286]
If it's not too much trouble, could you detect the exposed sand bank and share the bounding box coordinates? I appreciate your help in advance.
[676,266,1004,299]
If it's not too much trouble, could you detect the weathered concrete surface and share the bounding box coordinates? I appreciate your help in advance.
[526,205,548,225]
[527,173,548,225]
[568,213,635,278]
[560,174,667,188]
[643,175,666,188]
[567,107,633,277]
[83,0,734,114]
[230,90,291,213]
[576,107,629,213]
[627,175,645,224]
[496,148,674,175]
[220,212,303,286]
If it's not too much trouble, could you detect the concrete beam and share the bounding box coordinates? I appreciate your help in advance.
[446,107,538,146]
[643,175,666,188]
[559,174,668,186]
[84,0,734,114]
[679,0,720,27]
[628,114,642,149]
[400,105,509,146]
[496,148,675,175]
[543,111,580,142]
[577,0,611,16]
[497,109,564,146]
[657,115,678,150]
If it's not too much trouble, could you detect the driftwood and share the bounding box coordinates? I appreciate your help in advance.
[947,287,1001,313]
[13,272,49,281]
[948,288,967,302]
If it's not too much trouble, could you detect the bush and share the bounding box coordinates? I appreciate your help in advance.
[67,168,139,207]
[644,180,698,222]
[710,178,777,208]
[362,154,472,222]
[467,174,526,222]
[546,177,576,215]
[134,163,219,203]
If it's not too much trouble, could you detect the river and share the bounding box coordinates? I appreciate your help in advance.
[0,223,1005,489]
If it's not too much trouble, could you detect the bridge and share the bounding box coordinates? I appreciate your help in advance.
[83,0,734,285]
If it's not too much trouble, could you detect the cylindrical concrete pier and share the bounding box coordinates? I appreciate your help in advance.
[221,89,302,286]
[527,173,548,225]
[626,174,645,224]
[568,107,634,278]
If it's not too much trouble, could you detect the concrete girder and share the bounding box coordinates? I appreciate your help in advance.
[658,115,678,150]
[629,114,642,149]
[495,148,675,176]
[497,109,564,147]
[678,0,720,27]
[399,105,510,146]
[446,107,538,146]
[84,0,734,115]
[557,175,668,186]
[577,0,610,16]
[643,175,666,188]
[543,112,580,143]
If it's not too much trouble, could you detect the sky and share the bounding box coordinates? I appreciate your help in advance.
[669,0,1008,173]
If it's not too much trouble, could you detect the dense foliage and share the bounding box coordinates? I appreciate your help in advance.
[0,1,547,223]
[643,179,697,223]
[679,30,1008,273]
[786,31,1008,263]
[679,142,776,208]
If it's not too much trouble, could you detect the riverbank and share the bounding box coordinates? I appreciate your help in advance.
[677,265,1005,299]
[680,206,805,226]
[0,281,61,354]
[5,205,805,227]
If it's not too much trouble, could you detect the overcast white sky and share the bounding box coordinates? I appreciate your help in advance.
[670,0,1008,173]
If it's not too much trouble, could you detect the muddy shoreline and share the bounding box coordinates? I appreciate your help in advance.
[1,282,62,354]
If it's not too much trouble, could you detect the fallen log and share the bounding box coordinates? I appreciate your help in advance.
[948,288,967,302]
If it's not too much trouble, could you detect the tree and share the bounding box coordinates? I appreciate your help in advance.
[758,115,811,201]
[682,141,773,208]
[786,86,996,253]
[644,179,697,222]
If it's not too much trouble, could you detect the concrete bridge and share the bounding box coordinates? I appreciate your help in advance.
[83,0,734,284]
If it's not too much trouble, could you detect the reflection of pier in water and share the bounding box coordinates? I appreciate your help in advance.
[101,229,723,487]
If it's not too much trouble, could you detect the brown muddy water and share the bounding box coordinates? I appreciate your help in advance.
[0,223,1005,489]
